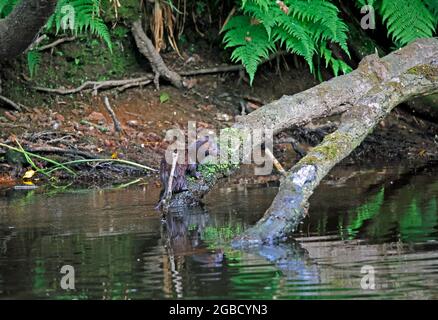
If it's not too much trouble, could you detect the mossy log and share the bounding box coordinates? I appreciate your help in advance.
[233,58,438,247]
[169,38,438,211]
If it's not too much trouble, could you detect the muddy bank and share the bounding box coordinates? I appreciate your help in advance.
[1,44,438,190]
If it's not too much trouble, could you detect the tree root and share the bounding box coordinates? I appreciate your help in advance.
[32,76,153,95]
[132,20,183,89]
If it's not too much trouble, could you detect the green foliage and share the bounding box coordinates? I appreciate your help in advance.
[27,50,42,78]
[1,0,112,76]
[424,0,438,23]
[378,0,436,46]
[224,0,437,83]
[223,0,351,84]
[0,0,16,18]
[46,0,112,51]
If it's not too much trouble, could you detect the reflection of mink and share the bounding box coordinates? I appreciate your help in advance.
[156,136,219,209]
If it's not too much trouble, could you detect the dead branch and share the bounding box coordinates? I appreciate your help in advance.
[132,20,183,89]
[179,51,287,77]
[37,36,76,52]
[179,64,243,76]
[0,95,22,111]
[26,146,101,159]
[103,96,123,133]
[32,76,153,95]
[163,150,179,212]
[264,148,286,176]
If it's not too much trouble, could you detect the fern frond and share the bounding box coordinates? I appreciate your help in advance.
[27,50,42,78]
[424,0,438,24]
[319,43,352,77]
[47,0,112,51]
[379,0,435,46]
[224,15,275,84]
[273,28,315,72]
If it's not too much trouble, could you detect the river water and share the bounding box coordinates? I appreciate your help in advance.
[0,165,437,299]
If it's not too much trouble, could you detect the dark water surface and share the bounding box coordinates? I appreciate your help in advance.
[0,165,437,299]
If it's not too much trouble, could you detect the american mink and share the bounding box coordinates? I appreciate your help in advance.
[156,136,219,209]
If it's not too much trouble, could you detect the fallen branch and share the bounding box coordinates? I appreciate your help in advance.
[234,59,438,246]
[264,148,286,176]
[0,95,22,111]
[32,76,153,95]
[80,120,109,132]
[179,51,287,77]
[167,39,438,242]
[103,96,123,133]
[26,146,101,159]
[37,36,76,52]
[132,20,183,89]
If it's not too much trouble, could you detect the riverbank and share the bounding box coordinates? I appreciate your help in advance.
[1,39,438,190]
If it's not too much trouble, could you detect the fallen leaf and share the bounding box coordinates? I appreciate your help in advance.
[23,170,36,179]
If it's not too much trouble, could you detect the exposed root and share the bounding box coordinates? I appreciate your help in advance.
[32,76,153,95]
[132,19,183,89]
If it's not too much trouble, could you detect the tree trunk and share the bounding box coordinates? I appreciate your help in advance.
[169,38,438,209]
[0,0,57,60]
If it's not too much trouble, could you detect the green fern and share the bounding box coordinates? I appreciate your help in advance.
[223,0,350,84]
[27,50,42,78]
[378,0,436,46]
[223,15,276,83]
[46,0,112,51]
[424,0,438,24]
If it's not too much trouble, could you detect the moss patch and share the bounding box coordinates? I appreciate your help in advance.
[407,64,438,80]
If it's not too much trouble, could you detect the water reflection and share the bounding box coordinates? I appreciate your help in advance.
[0,165,437,299]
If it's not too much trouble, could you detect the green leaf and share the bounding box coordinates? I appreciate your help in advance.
[160,92,170,104]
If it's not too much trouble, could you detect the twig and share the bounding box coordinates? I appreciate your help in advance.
[178,51,288,77]
[46,158,157,174]
[37,36,76,51]
[179,64,243,76]
[220,6,236,34]
[80,120,109,132]
[103,96,123,133]
[0,95,22,111]
[264,148,286,176]
[26,146,101,159]
[163,151,179,211]
[117,79,152,92]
